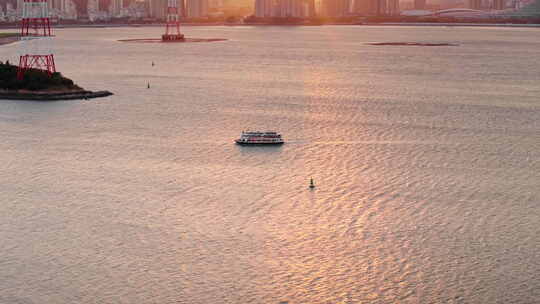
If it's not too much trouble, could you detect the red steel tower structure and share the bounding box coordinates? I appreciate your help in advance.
[162,0,185,41]
[17,0,56,80]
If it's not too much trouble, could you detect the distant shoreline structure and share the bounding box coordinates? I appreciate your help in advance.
[1,22,538,47]
[1,22,540,31]
[118,37,227,43]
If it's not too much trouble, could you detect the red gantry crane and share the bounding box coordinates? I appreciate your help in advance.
[17,0,56,80]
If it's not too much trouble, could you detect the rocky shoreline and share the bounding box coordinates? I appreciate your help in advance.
[0,90,113,101]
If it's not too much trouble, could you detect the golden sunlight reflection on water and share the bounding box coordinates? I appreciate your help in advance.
[0,25,539,304]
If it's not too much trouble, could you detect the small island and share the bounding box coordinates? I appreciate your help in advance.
[118,37,227,43]
[0,61,112,101]
[368,42,458,46]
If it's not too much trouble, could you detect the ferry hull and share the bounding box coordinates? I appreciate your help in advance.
[235,140,284,146]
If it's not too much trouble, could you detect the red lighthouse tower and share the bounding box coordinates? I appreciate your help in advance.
[162,0,185,41]
[17,0,56,80]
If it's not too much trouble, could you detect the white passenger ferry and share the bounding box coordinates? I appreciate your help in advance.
[235,131,284,145]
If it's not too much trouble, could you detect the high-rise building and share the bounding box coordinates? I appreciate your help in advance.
[366,0,387,15]
[149,0,168,18]
[98,0,110,11]
[255,0,314,18]
[468,0,482,8]
[87,0,98,11]
[186,0,208,18]
[354,0,400,15]
[52,0,62,9]
[352,0,369,15]
[17,0,24,14]
[387,0,399,14]
[0,1,9,12]
[414,0,426,9]
[255,0,274,17]
[72,0,88,16]
[493,0,505,9]
[110,0,122,15]
[61,0,78,18]
[320,0,350,17]
[306,0,315,16]
[278,0,303,17]
[209,0,223,8]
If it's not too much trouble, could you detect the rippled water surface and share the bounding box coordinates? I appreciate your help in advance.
[1,26,540,304]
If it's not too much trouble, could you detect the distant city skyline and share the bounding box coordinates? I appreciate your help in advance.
[0,0,535,21]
